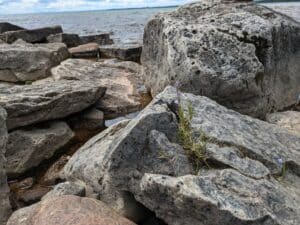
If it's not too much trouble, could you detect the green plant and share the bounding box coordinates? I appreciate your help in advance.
[178,103,208,169]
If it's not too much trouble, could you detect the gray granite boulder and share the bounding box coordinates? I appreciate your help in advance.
[0,107,12,225]
[0,80,106,130]
[0,22,24,34]
[64,86,300,225]
[0,25,63,44]
[0,42,69,82]
[6,121,74,177]
[47,33,80,47]
[142,0,300,118]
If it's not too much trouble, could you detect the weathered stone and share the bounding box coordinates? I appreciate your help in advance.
[47,33,80,47]
[0,107,11,225]
[80,33,114,45]
[266,111,300,137]
[50,58,145,119]
[0,25,63,44]
[0,42,69,82]
[7,195,137,225]
[65,86,300,225]
[69,43,100,58]
[142,0,300,118]
[100,43,142,62]
[42,181,85,200]
[16,186,51,205]
[0,80,106,130]
[6,121,74,177]
[0,22,24,34]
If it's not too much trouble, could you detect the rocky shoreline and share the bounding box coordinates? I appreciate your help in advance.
[0,1,300,225]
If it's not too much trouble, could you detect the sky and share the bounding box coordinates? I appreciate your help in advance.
[0,0,192,14]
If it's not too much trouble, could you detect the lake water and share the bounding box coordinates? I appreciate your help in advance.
[0,2,299,44]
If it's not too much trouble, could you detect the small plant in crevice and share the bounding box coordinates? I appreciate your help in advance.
[275,157,287,180]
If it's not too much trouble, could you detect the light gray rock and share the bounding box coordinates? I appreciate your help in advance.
[69,43,100,58]
[80,33,114,45]
[266,111,300,137]
[0,80,106,130]
[6,121,74,177]
[49,58,145,119]
[0,22,24,34]
[47,33,80,47]
[0,42,69,82]
[142,0,300,118]
[100,43,142,62]
[0,107,12,225]
[65,86,300,225]
[0,25,63,44]
[42,181,85,200]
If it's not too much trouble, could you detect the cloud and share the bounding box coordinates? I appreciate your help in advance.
[0,0,192,14]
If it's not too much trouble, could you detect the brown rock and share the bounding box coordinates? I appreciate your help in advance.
[7,195,137,225]
[69,43,100,58]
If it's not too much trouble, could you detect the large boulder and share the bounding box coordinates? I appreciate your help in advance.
[0,25,63,44]
[0,80,106,130]
[47,33,81,47]
[0,22,24,34]
[65,86,300,225]
[6,121,74,177]
[142,0,300,118]
[7,195,136,225]
[48,58,146,119]
[0,107,12,225]
[0,42,69,82]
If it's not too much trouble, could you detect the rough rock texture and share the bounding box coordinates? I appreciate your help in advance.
[49,59,145,119]
[6,121,74,177]
[42,181,85,200]
[69,43,100,58]
[0,107,12,225]
[0,80,106,130]
[0,42,69,82]
[47,33,80,47]
[0,26,63,44]
[0,22,24,33]
[142,0,300,118]
[100,43,142,62]
[7,195,137,225]
[266,111,300,137]
[65,86,300,225]
[80,33,114,45]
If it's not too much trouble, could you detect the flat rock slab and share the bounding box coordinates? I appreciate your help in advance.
[47,33,80,47]
[0,22,24,34]
[0,80,106,130]
[142,0,300,118]
[7,195,137,225]
[69,43,100,58]
[80,33,114,45]
[266,111,300,137]
[6,121,74,177]
[49,58,145,119]
[0,26,63,44]
[100,43,142,62]
[0,42,69,82]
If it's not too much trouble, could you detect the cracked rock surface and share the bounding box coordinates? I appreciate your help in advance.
[142,0,300,118]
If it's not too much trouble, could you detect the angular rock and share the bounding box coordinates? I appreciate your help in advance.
[100,43,142,62]
[266,111,300,137]
[7,195,137,225]
[142,0,300,118]
[80,33,114,45]
[0,80,106,130]
[6,121,74,177]
[50,58,145,119]
[0,25,63,44]
[69,43,100,58]
[0,42,69,82]
[15,186,51,205]
[0,22,24,34]
[65,86,300,225]
[47,33,80,47]
[0,107,12,225]
[42,181,85,200]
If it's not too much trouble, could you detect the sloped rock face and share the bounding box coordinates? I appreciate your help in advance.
[0,80,106,130]
[0,42,69,82]
[0,107,12,225]
[0,22,24,34]
[6,121,74,177]
[142,0,300,118]
[7,195,137,225]
[65,86,300,225]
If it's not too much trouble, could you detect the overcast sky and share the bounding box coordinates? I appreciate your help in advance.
[0,0,193,14]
